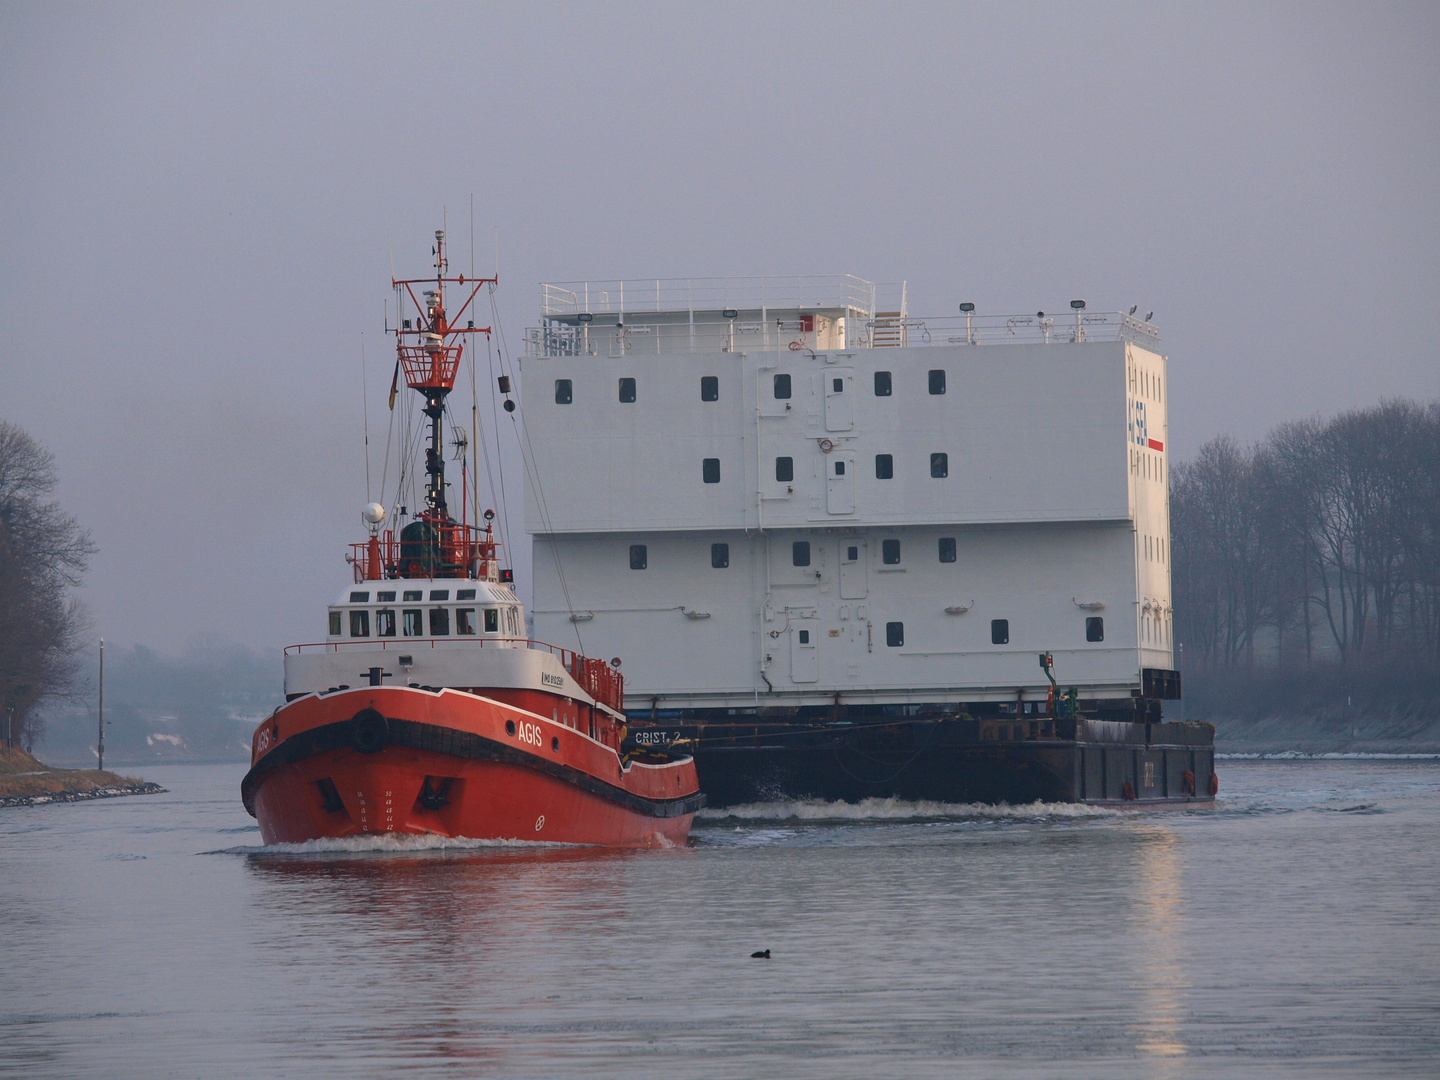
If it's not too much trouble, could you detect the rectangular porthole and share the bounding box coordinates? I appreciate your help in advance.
[874,371,892,396]
[928,369,946,395]
[991,619,1009,645]
[629,544,648,570]
[711,542,729,568]
[618,377,636,403]
[882,538,901,564]
[701,375,719,401]
[1086,616,1104,642]
[774,373,792,399]
[799,629,810,644]
[792,541,811,567]
[938,537,956,563]
[875,454,893,479]
[776,456,794,482]
[886,622,904,647]
[834,460,845,475]
[832,377,844,393]
[702,458,720,484]
[554,378,572,404]
[930,452,948,478]
[350,610,370,637]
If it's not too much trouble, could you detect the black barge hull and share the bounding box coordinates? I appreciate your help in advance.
[631,715,1216,808]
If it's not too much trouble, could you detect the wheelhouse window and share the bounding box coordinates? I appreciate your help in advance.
[1086,617,1104,642]
[429,608,450,636]
[938,537,956,563]
[484,608,499,633]
[701,375,719,402]
[931,452,948,478]
[775,456,794,482]
[403,590,422,602]
[350,610,370,637]
[376,610,396,637]
[457,609,476,635]
[618,377,636,403]
[991,619,1009,645]
[377,590,396,602]
[711,543,729,568]
[874,371,892,396]
[329,611,342,636]
[506,608,519,636]
[555,379,573,404]
[429,589,449,601]
[875,454,893,479]
[792,541,811,567]
[886,621,904,647]
[456,589,476,600]
[629,544,647,570]
[773,373,791,399]
[702,458,720,483]
[403,609,423,636]
[928,369,946,395]
[349,591,369,603]
[882,539,901,564]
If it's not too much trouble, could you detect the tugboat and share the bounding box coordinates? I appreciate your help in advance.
[241,231,703,847]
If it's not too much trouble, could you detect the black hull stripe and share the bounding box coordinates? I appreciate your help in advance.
[241,717,705,820]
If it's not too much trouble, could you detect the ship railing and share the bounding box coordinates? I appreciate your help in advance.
[348,524,501,584]
[524,310,1161,356]
[284,637,625,712]
[540,275,877,318]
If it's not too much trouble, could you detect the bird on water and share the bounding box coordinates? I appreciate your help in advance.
[751,949,771,959]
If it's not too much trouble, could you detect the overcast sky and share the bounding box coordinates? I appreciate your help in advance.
[3,1,1437,655]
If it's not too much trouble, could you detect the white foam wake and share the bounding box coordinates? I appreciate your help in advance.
[216,833,571,857]
[696,796,1120,823]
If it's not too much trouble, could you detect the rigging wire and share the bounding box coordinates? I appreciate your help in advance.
[360,332,371,503]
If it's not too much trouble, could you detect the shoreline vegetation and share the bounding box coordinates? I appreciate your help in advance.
[0,747,164,808]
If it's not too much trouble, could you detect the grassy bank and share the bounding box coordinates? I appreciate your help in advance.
[0,747,164,806]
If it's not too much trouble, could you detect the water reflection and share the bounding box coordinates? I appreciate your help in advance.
[1126,824,1189,1066]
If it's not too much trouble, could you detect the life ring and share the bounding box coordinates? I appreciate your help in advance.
[818,438,834,453]
[1208,771,1219,797]
[1121,780,1136,801]
[1182,769,1195,796]
[788,340,803,351]
[349,708,389,754]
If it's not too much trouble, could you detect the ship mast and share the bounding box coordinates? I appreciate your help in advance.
[392,229,495,527]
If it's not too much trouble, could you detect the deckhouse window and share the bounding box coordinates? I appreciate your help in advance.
[430,589,449,601]
[931,452,948,478]
[329,611,341,636]
[874,371,892,396]
[991,619,1009,645]
[711,543,729,568]
[928,369,947,395]
[875,454,893,480]
[376,610,396,637]
[938,537,957,563]
[1086,617,1104,642]
[792,541,811,567]
[349,591,369,603]
[429,608,450,636]
[457,609,476,635]
[350,610,370,637]
[403,609,422,636]
[377,591,396,602]
[701,376,719,402]
[555,379,573,404]
[775,456,794,482]
[618,377,636,403]
[403,590,422,602]
[882,539,901,564]
[702,458,720,484]
[507,608,519,636]
[483,608,499,633]
[629,544,647,570]
[457,589,476,600]
[773,373,792,399]
[886,621,904,647]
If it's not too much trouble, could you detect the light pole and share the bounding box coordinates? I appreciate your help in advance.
[97,638,105,771]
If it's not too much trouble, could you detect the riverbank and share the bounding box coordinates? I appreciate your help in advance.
[0,747,165,807]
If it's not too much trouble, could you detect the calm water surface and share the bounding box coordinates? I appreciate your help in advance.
[2,759,1437,1078]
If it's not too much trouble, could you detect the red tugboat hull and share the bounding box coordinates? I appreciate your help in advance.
[243,687,701,848]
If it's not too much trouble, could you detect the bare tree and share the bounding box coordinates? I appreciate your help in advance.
[0,421,95,750]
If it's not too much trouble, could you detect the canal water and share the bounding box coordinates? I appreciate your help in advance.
[1,759,1437,1078]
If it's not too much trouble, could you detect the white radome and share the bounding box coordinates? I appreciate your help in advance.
[362,502,386,525]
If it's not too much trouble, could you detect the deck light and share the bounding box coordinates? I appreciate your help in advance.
[1070,300,1086,310]
[959,303,975,313]
[577,312,593,323]
[723,308,738,319]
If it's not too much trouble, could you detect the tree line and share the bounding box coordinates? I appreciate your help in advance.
[1172,399,1440,678]
[0,421,95,751]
